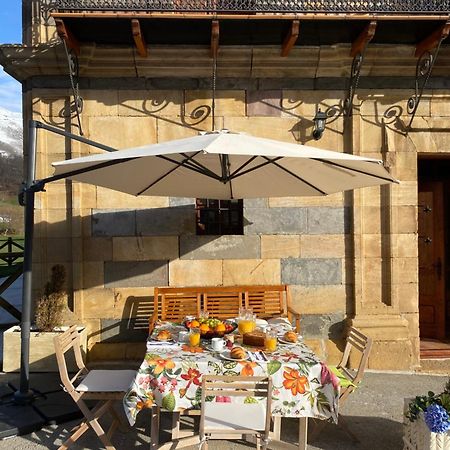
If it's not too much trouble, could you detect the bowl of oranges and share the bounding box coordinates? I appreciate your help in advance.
[184,317,237,339]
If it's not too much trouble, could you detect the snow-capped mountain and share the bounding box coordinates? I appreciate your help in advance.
[0,106,22,157]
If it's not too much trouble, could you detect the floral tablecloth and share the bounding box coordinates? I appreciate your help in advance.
[123,324,339,425]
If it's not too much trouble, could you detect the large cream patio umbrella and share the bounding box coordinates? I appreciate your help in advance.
[15,124,398,406]
[51,130,398,199]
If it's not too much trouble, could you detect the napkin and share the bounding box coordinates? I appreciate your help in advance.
[146,341,180,351]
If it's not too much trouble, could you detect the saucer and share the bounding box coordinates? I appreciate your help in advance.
[220,350,249,362]
[206,345,226,353]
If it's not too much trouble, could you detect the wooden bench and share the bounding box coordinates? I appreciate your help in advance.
[151,285,300,332]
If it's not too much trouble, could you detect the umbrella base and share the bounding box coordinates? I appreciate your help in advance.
[0,381,82,438]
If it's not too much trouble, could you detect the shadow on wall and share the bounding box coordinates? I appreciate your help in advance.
[33,198,356,355]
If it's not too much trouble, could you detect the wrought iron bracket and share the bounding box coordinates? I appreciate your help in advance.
[406,21,450,133]
[344,21,377,117]
[62,41,84,135]
[344,52,365,117]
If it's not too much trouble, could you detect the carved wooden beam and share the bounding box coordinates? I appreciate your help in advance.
[55,18,80,56]
[131,19,147,57]
[210,20,219,59]
[350,20,377,57]
[281,20,300,57]
[415,20,450,57]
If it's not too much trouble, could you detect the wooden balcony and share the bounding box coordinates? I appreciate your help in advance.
[50,0,449,56]
[54,0,449,17]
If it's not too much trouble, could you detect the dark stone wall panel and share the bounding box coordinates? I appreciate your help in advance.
[104,261,168,287]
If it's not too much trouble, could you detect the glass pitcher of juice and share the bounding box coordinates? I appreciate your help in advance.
[238,309,256,335]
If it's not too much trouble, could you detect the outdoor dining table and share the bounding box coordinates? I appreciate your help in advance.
[123,322,340,450]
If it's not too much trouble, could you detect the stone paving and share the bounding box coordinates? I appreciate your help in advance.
[0,371,447,450]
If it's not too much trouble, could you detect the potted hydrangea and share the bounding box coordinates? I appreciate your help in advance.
[404,381,450,450]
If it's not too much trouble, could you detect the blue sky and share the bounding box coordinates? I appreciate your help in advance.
[0,2,23,113]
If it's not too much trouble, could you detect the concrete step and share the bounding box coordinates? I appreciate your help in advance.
[418,358,450,374]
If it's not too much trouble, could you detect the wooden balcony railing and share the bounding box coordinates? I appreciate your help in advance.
[53,0,450,15]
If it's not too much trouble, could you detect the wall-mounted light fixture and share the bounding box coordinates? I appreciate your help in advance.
[312,108,327,140]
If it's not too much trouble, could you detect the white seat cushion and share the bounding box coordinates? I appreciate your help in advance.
[204,403,266,431]
[76,370,136,393]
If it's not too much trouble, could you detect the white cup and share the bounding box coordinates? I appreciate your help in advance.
[211,337,225,351]
[178,331,189,343]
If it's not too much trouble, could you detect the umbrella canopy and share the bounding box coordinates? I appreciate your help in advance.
[52,130,398,199]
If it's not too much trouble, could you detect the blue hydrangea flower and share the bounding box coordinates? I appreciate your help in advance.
[424,404,450,433]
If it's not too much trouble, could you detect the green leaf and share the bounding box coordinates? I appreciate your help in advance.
[223,361,238,370]
[267,360,282,375]
[194,387,202,406]
[244,396,258,404]
[208,361,221,375]
[223,370,240,376]
[440,393,450,411]
[162,392,176,411]
[173,368,182,376]
[316,391,331,415]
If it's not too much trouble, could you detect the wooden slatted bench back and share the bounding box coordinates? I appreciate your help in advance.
[203,287,243,319]
[244,285,288,319]
[152,285,300,331]
[154,287,202,322]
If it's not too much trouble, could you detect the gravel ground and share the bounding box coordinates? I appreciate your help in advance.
[0,371,447,450]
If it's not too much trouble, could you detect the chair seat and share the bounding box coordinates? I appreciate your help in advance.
[204,403,266,431]
[76,369,136,392]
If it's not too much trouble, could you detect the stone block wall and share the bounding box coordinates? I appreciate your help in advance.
[29,83,450,369]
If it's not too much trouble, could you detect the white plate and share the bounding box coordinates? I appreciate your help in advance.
[205,345,227,353]
[220,350,249,362]
[278,337,299,345]
[148,337,175,344]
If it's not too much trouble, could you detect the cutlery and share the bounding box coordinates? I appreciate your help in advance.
[258,351,268,361]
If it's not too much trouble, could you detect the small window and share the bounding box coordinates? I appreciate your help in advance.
[196,199,243,235]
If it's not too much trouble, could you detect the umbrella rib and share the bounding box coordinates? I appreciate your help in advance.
[228,155,327,195]
[179,153,219,178]
[229,156,284,179]
[261,157,328,195]
[312,158,396,183]
[165,153,221,179]
[45,157,138,185]
[136,153,221,196]
[229,155,258,178]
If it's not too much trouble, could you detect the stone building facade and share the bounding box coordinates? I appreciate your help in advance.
[1,1,450,370]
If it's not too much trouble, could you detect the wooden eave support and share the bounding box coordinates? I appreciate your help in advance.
[350,20,377,57]
[415,20,450,57]
[131,19,147,57]
[281,20,299,57]
[210,20,219,58]
[55,18,80,56]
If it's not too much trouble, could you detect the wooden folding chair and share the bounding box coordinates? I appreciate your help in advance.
[199,375,272,450]
[54,325,136,450]
[311,326,373,443]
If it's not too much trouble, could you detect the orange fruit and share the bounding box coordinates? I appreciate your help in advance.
[191,320,200,328]
[215,323,226,332]
[199,324,210,333]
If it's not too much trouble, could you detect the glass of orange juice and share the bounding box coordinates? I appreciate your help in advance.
[189,328,201,347]
[265,328,277,353]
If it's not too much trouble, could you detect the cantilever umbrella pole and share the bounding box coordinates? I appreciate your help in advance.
[14,120,116,404]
